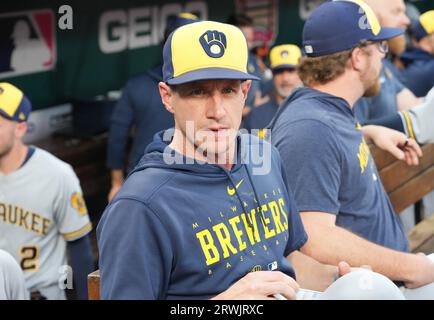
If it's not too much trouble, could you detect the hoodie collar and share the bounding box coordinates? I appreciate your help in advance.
[132,128,268,231]
[400,47,433,65]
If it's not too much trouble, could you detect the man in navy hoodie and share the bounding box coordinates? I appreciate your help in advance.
[97,20,412,300]
[399,10,434,97]
[270,0,434,299]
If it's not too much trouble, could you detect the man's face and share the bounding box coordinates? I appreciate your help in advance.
[0,116,17,159]
[273,69,301,99]
[163,79,250,159]
[360,43,386,97]
[377,0,410,55]
[239,25,254,49]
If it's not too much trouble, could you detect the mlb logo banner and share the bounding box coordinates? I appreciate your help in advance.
[0,9,56,79]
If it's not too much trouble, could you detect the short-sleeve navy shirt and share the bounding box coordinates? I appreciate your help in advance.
[270,87,409,252]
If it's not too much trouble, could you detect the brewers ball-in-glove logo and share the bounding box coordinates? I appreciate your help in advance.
[251,265,262,272]
[71,192,88,216]
[199,30,227,58]
[281,50,289,59]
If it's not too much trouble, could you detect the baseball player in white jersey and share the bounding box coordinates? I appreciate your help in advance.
[0,249,28,300]
[0,82,94,299]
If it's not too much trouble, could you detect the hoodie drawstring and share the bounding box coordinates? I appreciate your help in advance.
[244,164,267,226]
[220,165,267,233]
[222,169,255,230]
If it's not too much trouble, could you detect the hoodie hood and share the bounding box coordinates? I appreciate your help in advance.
[400,47,433,66]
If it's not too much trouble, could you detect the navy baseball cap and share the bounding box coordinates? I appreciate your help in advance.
[165,12,200,37]
[411,10,434,41]
[0,82,31,122]
[303,0,405,57]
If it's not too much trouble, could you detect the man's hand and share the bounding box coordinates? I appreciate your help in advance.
[212,271,299,300]
[362,125,422,166]
[337,261,372,278]
[337,261,351,277]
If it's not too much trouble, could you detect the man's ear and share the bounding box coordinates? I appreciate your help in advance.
[158,82,175,114]
[241,80,252,100]
[350,48,365,72]
[15,122,28,139]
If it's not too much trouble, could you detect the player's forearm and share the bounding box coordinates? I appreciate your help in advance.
[106,122,131,168]
[360,125,378,143]
[361,116,405,135]
[361,125,394,143]
[287,250,337,292]
[111,169,125,186]
[397,88,422,112]
[301,223,422,283]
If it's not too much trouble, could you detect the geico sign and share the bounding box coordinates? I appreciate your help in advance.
[99,1,207,53]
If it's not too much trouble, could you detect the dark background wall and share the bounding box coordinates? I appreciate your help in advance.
[1,0,432,111]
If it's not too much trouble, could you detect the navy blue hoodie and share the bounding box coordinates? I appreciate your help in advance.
[269,87,409,253]
[242,95,280,132]
[97,130,307,299]
[106,65,174,173]
[399,47,434,97]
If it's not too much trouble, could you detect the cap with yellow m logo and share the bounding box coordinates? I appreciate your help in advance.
[270,44,302,71]
[0,82,31,123]
[162,21,260,85]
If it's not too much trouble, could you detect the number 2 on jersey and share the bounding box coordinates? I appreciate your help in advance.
[20,245,39,271]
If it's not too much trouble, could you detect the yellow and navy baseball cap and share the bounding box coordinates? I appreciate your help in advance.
[302,0,405,57]
[162,21,260,85]
[0,82,31,122]
[270,44,302,71]
[411,10,434,41]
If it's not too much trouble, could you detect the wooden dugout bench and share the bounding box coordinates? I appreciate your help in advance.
[371,143,434,255]
[87,144,434,300]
